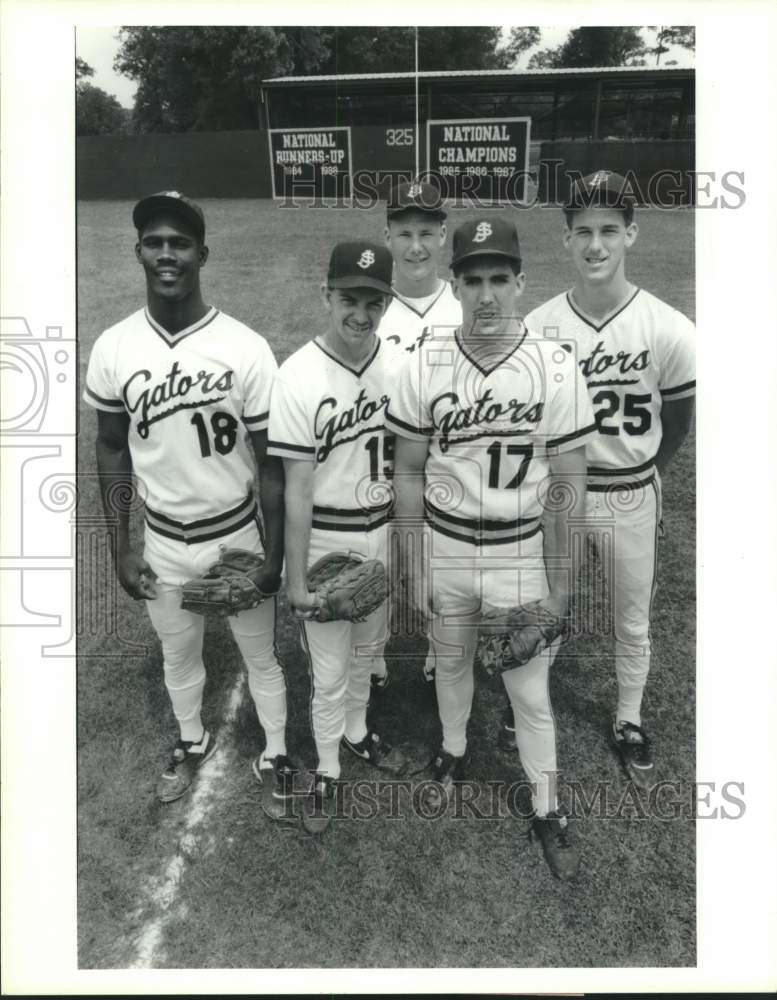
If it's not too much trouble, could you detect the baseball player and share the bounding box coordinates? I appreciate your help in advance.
[378,179,462,691]
[84,191,297,815]
[387,217,597,879]
[380,179,460,355]
[499,170,696,790]
[268,240,407,834]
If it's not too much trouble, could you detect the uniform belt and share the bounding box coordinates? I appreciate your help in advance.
[587,474,656,493]
[145,493,258,544]
[424,497,542,547]
[586,461,657,492]
[311,500,393,533]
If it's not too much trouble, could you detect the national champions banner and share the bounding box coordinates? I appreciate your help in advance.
[426,117,531,203]
[269,127,352,200]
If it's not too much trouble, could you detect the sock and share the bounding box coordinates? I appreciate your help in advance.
[316,741,341,780]
[344,710,368,745]
[263,733,286,758]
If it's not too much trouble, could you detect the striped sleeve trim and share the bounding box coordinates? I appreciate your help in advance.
[83,385,125,411]
[267,439,315,461]
[660,379,696,399]
[243,410,270,428]
[546,421,598,452]
[385,408,432,440]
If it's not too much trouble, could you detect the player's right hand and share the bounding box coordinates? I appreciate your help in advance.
[287,584,318,620]
[117,549,158,601]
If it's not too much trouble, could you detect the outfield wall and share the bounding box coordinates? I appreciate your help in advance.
[76,130,694,204]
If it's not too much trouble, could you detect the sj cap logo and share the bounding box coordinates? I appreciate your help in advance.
[162,190,183,199]
[357,249,376,269]
[473,221,492,243]
[588,171,610,188]
[408,184,423,199]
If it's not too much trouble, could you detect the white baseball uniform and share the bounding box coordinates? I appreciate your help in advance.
[387,325,596,815]
[83,306,288,752]
[268,337,402,778]
[525,288,696,726]
[379,279,460,355]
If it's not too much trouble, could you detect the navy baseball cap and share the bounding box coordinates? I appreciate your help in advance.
[387,180,446,220]
[133,191,206,241]
[566,170,637,211]
[327,241,393,295]
[450,217,521,269]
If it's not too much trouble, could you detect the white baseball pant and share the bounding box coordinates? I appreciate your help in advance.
[427,528,561,817]
[298,525,389,780]
[585,478,661,727]
[143,519,287,754]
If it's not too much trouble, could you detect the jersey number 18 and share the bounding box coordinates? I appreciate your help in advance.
[191,411,239,456]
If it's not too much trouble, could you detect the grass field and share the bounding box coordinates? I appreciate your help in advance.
[76,198,695,970]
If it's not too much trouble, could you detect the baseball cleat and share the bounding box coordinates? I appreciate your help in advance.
[156,730,217,803]
[342,730,407,775]
[612,721,656,790]
[301,772,338,835]
[497,704,518,752]
[252,751,300,822]
[416,747,469,809]
[529,810,580,880]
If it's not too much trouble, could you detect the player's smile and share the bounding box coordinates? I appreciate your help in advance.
[564,208,637,285]
[136,214,207,302]
[385,211,446,288]
[323,286,388,362]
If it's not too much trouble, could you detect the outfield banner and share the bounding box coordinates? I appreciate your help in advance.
[426,117,531,204]
[269,127,352,200]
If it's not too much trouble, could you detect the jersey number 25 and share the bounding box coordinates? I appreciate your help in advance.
[593,391,652,436]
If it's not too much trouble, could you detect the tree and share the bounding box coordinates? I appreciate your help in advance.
[417,27,511,70]
[76,56,128,135]
[76,83,129,135]
[500,27,542,68]
[115,26,332,132]
[114,26,515,132]
[528,26,646,69]
[302,27,510,74]
[76,57,95,81]
[645,26,695,65]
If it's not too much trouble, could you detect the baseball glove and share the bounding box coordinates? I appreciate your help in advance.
[181,548,277,616]
[307,552,389,623]
[476,599,567,677]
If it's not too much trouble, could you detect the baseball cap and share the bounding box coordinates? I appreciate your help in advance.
[387,180,446,220]
[132,191,206,241]
[327,241,393,295]
[450,217,521,269]
[566,170,637,212]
